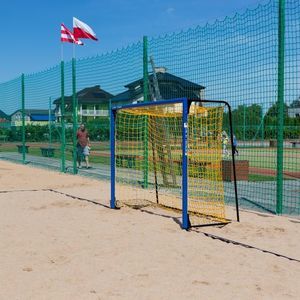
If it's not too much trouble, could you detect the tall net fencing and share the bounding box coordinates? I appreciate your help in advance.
[0,0,299,216]
[0,77,22,161]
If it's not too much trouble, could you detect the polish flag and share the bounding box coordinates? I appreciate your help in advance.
[61,24,83,45]
[73,17,98,41]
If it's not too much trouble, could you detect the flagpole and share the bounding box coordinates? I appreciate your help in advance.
[61,42,64,62]
[72,42,78,174]
[60,41,66,172]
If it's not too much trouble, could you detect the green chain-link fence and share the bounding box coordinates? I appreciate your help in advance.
[0,0,299,216]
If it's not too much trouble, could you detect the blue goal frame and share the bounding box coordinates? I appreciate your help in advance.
[110,98,239,230]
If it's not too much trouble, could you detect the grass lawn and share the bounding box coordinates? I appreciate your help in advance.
[236,147,299,172]
[248,174,276,181]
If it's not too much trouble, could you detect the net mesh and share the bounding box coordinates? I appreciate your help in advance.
[114,102,226,223]
[0,0,299,217]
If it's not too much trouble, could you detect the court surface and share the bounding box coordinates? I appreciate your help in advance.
[0,160,299,299]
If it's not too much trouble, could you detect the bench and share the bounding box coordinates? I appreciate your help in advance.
[40,147,55,157]
[17,144,30,153]
[115,154,214,177]
[0,135,8,142]
[172,159,212,175]
[116,154,138,168]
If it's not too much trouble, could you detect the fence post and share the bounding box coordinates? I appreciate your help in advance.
[48,97,52,145]
[276,0,285,214]
[182,98,189,229]
[143,36,149,102]
[60,60,66,172]
[261,105,265,143]
[143,36,149,188]
[72,58,78,174]
[110,108,116,209]
[21,73,26,164]
[243,105,246,141]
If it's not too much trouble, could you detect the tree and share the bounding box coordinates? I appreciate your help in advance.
[265,101,289,120]
[223,104,263,140]
[264,101,300,139]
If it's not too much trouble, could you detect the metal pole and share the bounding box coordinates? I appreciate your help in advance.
[60,61,66,172]
[261,105,265,145]
[182,98,189,230]
[143,36,149,188]
[49,97,52,145]
[276,0,285,214]
[149,56,162,100]
[228,104,240,222]
[72,58,78,174]
[143,36,149,103]
[110,108,116,209]
[21,74,26,164]
[243,105,246,141]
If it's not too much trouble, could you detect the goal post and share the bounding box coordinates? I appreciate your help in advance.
[110,98,239,229]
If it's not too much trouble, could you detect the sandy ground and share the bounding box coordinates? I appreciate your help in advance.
[0,160,299,300]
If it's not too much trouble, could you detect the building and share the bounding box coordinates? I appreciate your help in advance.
[288,99,300,118]
[53,85,113,123]
[0,110,10,124]
[53,73,205,123]
[288,107,300,118]
[111,68,205,104]
[0,110,10,129]
[10,109,55,127]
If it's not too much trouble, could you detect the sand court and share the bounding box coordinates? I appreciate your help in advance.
[0,160,299,299]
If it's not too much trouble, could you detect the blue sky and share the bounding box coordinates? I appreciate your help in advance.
[0,0,269,82]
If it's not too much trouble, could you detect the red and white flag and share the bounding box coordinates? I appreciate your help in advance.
[73,17,98,41]
[61,24,83,45]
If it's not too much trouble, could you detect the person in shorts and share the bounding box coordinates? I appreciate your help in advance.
[76,123,91,169]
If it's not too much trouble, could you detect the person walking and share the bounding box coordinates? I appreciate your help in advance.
[233,134,239,156]
[76,123,91,169]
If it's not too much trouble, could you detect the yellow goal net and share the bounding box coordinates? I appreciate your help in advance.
[111,100,228,227]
